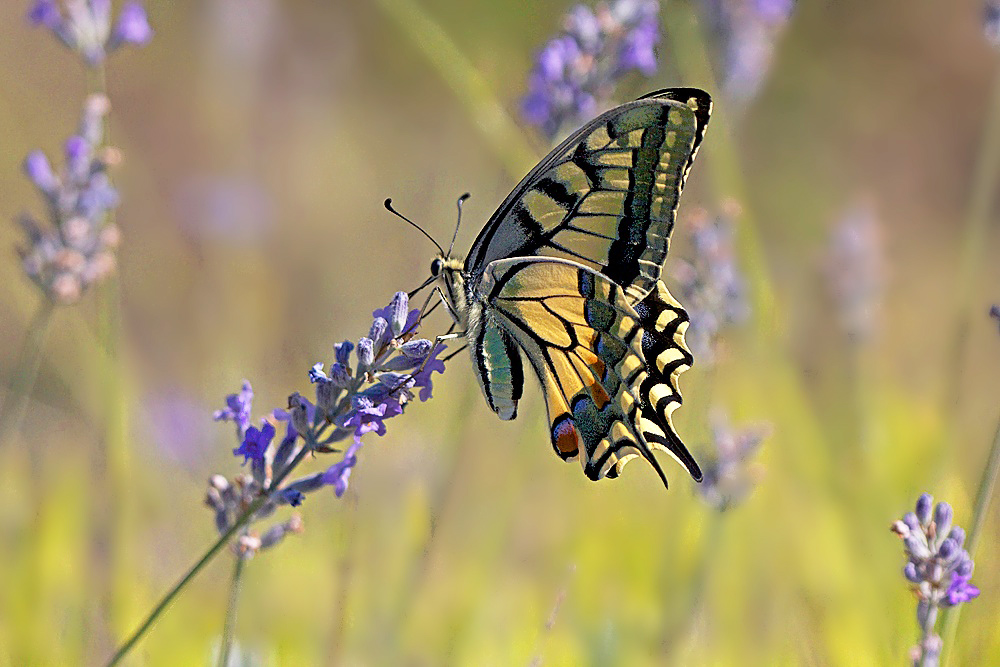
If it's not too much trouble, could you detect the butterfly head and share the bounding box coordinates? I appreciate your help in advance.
[430,254,468,327]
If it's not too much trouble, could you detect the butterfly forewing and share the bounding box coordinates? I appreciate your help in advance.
[478,257,701,485]
[465,88,711,305]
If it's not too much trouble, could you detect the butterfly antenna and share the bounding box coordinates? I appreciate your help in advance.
[384,198,444,255]
[447,193,470,258]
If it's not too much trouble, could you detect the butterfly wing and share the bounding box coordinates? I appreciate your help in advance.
[475,257,701,484]
[465,88,711,304]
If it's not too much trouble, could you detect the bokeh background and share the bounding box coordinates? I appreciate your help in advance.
[1,0,998,664]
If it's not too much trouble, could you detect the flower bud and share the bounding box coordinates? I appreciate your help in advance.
[915,493,933,525]
[389,291,409,336]
[356,337,374,372]
[933,502,953,538]
[334,340,354,365]
[401,338,432,359]
[369,317,388,347]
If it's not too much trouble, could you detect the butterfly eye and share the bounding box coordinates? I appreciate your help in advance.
[430,259,443,277]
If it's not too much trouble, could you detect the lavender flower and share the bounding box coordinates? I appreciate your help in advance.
[696,410,769,511]
[674,205,750,365]
[891,494,980,666]
[28,0,152,65]
[232,422,274,466]
[206,291,448,556]
[824,200,885,342]
[213,380,254,439]
[17,95,122,304]
[696,0,795,106]
[522,0,661,140]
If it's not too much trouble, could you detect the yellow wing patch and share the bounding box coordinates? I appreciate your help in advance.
[481,257,701,485]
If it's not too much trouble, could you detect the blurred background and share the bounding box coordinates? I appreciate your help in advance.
[0,0,998,664]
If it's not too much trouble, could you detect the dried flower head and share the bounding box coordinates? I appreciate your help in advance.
[696,0,795,106]
[696,410,769,511]
[824,200,885,342]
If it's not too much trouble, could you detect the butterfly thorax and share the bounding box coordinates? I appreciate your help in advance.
[430,255,472,330]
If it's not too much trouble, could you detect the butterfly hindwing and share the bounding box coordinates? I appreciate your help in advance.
[465,88,711,304]
[476,257,702,484]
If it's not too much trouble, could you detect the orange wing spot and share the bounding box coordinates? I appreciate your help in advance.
[578,343,607,382]
[552,415,581,456]
[588,380,611,410]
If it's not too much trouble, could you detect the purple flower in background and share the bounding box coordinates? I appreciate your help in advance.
[674,205,750,365]
[110,1,153,47]
[696,0,795,106]
[233,422,275,466]
[825,199,885,342]
[521,0,661,139]
[696,410,770,511]
[891,494,979,665]
[17,94,123,304]
[28,0,153,65]
[986,1,1000,47]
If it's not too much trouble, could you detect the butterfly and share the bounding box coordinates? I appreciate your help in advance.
[429,88,711,487]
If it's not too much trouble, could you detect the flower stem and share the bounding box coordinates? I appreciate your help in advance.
[217,555,247,667]
[938,416,1000,666]
[372,0,539,179]
[0,299,55,447]
[86,60,133,653]
[105,445,312,666]
[917,602,941,667]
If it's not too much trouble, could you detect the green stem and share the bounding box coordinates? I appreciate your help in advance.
[0,299,55,446]
[327,492,358,663]
[87,60,132,653]
[944,63,1000,414]
[372,0,539,179]
[939,416,1000,666]
[218,555,247,667]
[105,445,312,666]
[660,513,723,654]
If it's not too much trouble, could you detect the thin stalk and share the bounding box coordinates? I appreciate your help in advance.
[327,492,358,663]
[944,63,1000,414]
[372,0,539,179]
[659,513,723,655]
[218,555,248,667]
[86,61,131,654]
[105,445,312,666]
[939,416,1000,666]
[0,299,54,446]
